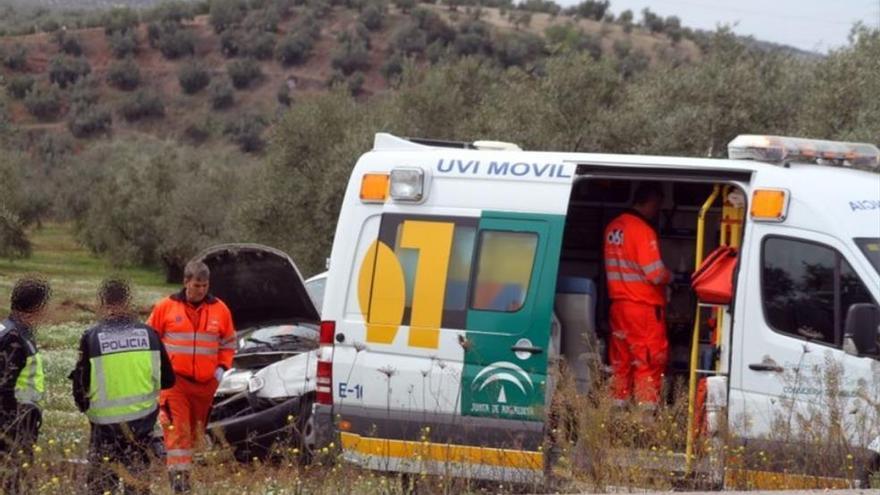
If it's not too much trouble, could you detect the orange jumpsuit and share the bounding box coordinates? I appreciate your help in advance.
[147,291,236,473]
[604,211,671,406]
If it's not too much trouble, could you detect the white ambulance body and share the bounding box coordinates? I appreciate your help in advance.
[312,134,880,486]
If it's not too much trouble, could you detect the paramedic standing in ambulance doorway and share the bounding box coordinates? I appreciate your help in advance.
[147,260,237,493]
[604,182,671,410]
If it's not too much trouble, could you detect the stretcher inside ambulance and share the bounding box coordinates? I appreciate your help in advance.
[315,134,880,486]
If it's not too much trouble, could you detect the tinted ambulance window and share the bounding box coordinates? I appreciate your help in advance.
[762,237,875,346]
[471,231,538,312]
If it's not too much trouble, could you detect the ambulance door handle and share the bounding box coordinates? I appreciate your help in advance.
[511,344,543,355]
[748,361,783,373]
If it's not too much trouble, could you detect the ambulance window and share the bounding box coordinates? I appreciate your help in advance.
[762,237,875,346]
[385,216,477,328]
[471,231,538,312]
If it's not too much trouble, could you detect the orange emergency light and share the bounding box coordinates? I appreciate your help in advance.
[360,173,389,203]
[750,189,788,222]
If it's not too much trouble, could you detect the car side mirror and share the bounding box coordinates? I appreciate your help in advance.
[843,303,880,357]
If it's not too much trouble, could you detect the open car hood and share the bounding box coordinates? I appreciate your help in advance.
[194,244,320,330]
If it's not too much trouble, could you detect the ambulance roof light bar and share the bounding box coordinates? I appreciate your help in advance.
[728,135,880,170]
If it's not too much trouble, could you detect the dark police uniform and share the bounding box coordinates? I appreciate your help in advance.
[70,315,175,495]
[0,316,44,495]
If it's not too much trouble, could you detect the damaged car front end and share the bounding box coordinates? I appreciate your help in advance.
[196,244,322,462]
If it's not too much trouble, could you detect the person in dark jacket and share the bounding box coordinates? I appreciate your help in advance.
[0,277,50,495]
[70,279,175,495]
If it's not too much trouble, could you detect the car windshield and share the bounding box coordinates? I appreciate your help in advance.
[239,324,318,353]
[856,238,880,277]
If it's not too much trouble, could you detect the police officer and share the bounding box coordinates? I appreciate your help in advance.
[70,279,175,495]
[0,277,49,494]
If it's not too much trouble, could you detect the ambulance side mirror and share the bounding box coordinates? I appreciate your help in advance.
[843,303,880,357]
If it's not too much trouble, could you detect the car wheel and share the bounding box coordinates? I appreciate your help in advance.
[295,397,316,465]
[233,441,270,463]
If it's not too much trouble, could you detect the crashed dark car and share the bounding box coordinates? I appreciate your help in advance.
[197,244,322,463]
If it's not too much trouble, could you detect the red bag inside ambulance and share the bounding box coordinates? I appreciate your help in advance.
[691,246,738,304]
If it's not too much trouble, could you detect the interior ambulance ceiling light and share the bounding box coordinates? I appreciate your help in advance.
[728,135,880,170]
[389,167,425,201]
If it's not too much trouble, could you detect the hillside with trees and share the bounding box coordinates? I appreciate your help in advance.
[0,0,877,279]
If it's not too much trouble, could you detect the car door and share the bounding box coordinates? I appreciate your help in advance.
[730,227,880,454]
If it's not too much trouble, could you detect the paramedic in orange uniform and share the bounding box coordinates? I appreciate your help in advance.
[604,182,671,408]
[147,260,236,493]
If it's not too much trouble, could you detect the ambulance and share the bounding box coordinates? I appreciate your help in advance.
[311,133,880,487]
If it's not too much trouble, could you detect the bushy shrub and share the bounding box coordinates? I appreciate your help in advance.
[55,32,84,56]
[6,75,35,100]
[425,39,449,63]
[273,0,296,17]
[178,64,211,94]
[182,116,215,144]
[48,55,91,88]
[275,33,314,66]
[106,58,142,90]
[242,31,276,59]
[412,7,455,44]
[24,84,63,120]
[223,112,268,152]
[68,104,113,138]
[360,4,384,31]
[380,53,404,82]
[567,0,609,20]
[641,7,665,33]
[391,21,427,55]
[226,58,262,89]
[454,20,491,56]
[545,23,601,59]
[154,23,196,59]
[494,31,545,67]
[118,90,165,121]
[40,19,61,33]
[103,7,140,35]
[3,44,28,71]
[210,0,248,33]
[619,9,634,33]
[209,77,235,109]
[149,1,195,24]
[243,8,281,32]
[108,30,139,58]
[394,0,416,13]
[331,39,370,75]
[346,70,365,95]
[70,78,101,107]
[219,29,243,57]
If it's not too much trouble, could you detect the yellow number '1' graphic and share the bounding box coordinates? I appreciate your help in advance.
[357,220,455,349]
